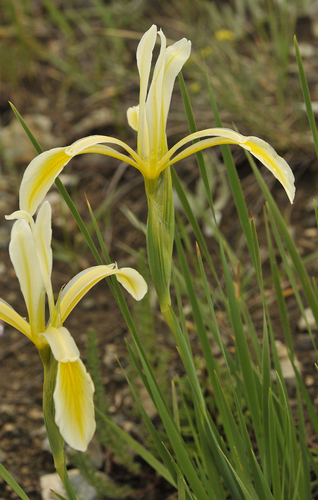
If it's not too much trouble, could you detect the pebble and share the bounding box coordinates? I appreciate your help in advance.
[80,297,96,311]
[40,470,98,500]
[298,308,317,331]
[139,386,157,419]
[272,340,302,386]
[103,344,118,368]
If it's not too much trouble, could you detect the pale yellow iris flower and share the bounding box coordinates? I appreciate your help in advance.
[3,201,147,451]
[18,24,295,217]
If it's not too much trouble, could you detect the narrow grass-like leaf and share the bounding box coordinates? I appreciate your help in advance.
[211,371,251,478]
[174,226,217,379]
[268,389,282,500]
[261,312,272,487]
[178,73,217,218]
[9,102,43,154]
[248,153,318,330]
[172,380,181,431]
[0,464,31,500]
[266,202,318,358]
[219,239,264,461]
[217,449,259,500]
[264,209,294,355]
[95,405,176,487]
[51,492,67,500]
[206,76,256,268]
[10,104,103,264]
[294,36,318,158]
[171,167,214,271]
[296,387,310,499]
[169,310,243,499]
[126,314,210,500]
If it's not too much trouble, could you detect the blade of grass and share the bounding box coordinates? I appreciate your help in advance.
[247,152,318,330]
[219,239,264,461]
[294,36,318,158]
[0,464,31,500]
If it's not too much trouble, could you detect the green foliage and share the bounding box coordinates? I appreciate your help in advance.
[85,328,139,474]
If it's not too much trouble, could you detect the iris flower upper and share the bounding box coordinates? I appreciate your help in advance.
[2,202,147,451]
[18,25,295,217]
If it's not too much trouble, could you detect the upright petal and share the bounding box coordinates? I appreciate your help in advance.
[54,358,95,451]
[9,220,43,341]
[59,264,147,322]
[161,37,191,131]
[34,202,53,289]
[146,30,167,161]
[136,25,157,160]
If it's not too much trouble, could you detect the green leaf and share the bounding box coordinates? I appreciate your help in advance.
[0,463,31,500]
[294,36,318,158]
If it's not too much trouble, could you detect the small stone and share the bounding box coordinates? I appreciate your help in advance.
[139,386,157,419]
[272,340,302,386]
[40,470,98,500]
[103,344,118,368]
[40,472,65,500]
[27,407,43,420]
[305,375,315,387]
[80,297,96,311]
[298,308,317,331]
[68,469,98,500]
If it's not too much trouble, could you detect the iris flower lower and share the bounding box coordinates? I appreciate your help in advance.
[3,201,147,451]
[18,25,295,218]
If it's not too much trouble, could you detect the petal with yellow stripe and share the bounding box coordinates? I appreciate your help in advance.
[54,357,95,451]
[59,264,147,323]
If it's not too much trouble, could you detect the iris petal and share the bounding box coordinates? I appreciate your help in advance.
[54,358,95,451]
[0,298,31,340]
[20,148,70,215]
[9,220,43,341]
[160,128,295,203]
[59,264,147,323]
[43,326,80,363]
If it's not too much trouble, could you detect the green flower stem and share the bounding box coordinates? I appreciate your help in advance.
[145,168,174,322]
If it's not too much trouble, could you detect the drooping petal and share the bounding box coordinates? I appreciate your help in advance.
[59,264,147,322]
[159,128,295,203]
[0,298,31,340]
[54,358,95,451]
[20,148,71,216]
[115,268,148,301]
[9,220,43,342]
[20,137,143,216]
[42,326,80,363]
[5,210,34,228]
